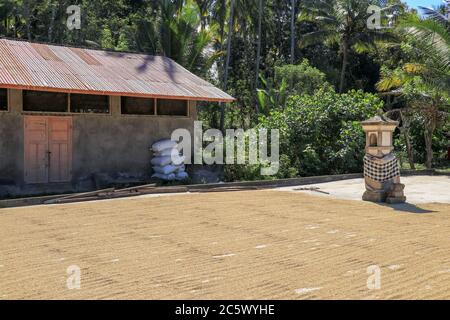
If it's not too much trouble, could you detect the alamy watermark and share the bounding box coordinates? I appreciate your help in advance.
[171,121,280,176]
[367,265,381,290]
[66,265,81,290]
[367,5,400,30]
[66,5,81,30]
[368,2,450,30]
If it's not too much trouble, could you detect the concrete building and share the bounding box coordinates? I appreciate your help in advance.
[0,39,233,197]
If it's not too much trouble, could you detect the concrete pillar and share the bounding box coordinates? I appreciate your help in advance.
[110,96,121,117]
[8,89,23,114]
[189,100,197,120]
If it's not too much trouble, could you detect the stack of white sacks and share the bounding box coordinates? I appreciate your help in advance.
[151,139,189,181]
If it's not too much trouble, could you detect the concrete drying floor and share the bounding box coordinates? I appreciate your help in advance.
[278,175,450,204]
[0,178,450,300]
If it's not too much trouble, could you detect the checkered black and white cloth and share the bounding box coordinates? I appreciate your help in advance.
[364,154,400,182]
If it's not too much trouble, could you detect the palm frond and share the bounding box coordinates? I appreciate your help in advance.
[400,17,450,73]
[299,30,337,48]
[418,6,450,28]
[403,63,427,74]
[376,74,405,92]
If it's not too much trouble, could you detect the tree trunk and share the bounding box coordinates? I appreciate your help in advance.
[212,0,226,131]
[424,105,437,169]
[290,0,296,65]
[254,0,263,113]
[219,0,226,77]
[4,13,8,35]
[23,0,32,40]
[220,0,235,133]
[339,40,349,93]
[194,0,208,30]
[404,129,416,170]
[424,128,434,169]
[200,9,206,31]
[399,110,416,170]
[14,14,19,38]
[48,2,57,42]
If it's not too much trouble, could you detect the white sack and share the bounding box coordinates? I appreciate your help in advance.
[154,148,180,158]
[176,165,186,173]
[175,172,189,181]
[152,173,176,181]
[152,139,178,153]
[151,156,173,167]
[172,155,186,166]
[153,165,179,175]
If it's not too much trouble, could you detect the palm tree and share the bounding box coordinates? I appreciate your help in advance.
[136,0,214,74]
[290,0,296,64]
[400,7,450,90]
[0,0,16,37]
[405,7,449,169]
[377,6,450,169]
[23,0,33,40]
[254,0,264,113]
[211,0,227,73]
[220,0,235,132]
[194,0,214,30]
[299,0,393,93]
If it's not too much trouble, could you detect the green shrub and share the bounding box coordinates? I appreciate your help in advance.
[258,89,383,177]
[274,59,333,96]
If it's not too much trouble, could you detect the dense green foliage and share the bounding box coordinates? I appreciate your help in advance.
[259,89,383,177]
[223,87,383,181]
[275,60,333,97]
[377,5,450,168]
[0,0,448,180]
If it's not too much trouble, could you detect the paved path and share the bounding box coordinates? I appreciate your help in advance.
[277,175,450,204]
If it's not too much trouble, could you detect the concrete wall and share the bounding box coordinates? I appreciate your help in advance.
[0,89,197,196]
[0,89,24,187]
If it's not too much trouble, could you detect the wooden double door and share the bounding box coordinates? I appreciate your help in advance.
[24,116,72,184]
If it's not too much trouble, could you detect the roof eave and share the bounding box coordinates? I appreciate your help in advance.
[0,83,235,103]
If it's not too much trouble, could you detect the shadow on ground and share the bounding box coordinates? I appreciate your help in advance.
[381,203,436,214]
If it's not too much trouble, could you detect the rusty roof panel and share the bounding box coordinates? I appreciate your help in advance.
[69,48,102,66]
[0,39,234,102]
[31,43,62,61]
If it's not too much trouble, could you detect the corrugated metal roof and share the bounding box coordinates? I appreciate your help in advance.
[0,38,234,102]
